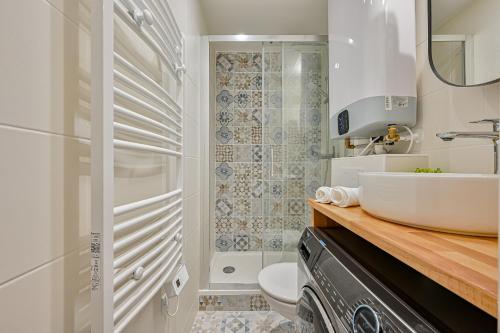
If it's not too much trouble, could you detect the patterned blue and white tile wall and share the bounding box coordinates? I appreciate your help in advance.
[214,47,329,253]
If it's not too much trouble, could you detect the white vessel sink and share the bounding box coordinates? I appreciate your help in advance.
[359,172,499,236]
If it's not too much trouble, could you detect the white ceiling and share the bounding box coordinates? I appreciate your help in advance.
[199,0,328,35]
[431,0,476,30]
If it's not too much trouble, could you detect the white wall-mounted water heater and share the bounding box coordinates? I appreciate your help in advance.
[329,0,417,139]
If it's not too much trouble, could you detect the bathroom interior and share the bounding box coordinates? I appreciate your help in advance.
[1,0,499,332]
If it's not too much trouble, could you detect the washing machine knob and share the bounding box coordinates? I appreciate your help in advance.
[352,304,381,333]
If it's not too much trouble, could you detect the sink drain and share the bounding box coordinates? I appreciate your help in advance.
[223,266,235,274]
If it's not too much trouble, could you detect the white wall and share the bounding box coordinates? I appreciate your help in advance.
[413,0,500,173]
[199,0,328,35]
[0,0,205,332]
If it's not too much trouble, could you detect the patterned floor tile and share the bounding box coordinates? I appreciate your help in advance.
[199,294,269,312]
[191,311,295,333]
[221,313,249,333]
[250,295,270,311]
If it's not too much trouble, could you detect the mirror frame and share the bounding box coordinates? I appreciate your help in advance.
[427,0,500,87]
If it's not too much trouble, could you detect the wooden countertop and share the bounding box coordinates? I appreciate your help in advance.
[308,199,498,318]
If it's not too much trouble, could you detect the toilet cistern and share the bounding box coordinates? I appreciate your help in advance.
[436,119,500,174]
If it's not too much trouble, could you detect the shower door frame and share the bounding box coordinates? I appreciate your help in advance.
[200,35,328,291]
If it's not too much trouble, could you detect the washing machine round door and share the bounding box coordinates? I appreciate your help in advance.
[296,286,336,333]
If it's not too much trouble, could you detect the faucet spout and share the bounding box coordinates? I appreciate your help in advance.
[436,131,499,141]
[436,119,500,175]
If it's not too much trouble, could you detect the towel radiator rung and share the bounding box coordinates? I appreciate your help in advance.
[113,222,182,268]
[114,207,182,252]
[114,122,181,146]
[114,52,181,114]
[113,230,178,286]
[113,243,182,304]
[114,189,182,216]
[114,198,182,233]
[113,253,182,333]
[114,69,181,120]
[113,87,181,129]
[114,104,182,140]
[113,250,182,321]
[114,2,181,81]
[114,139,181,156]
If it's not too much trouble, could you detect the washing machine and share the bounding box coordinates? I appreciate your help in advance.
[295,227,496,333]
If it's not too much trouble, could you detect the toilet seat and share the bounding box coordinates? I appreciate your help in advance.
[258,262,298,304]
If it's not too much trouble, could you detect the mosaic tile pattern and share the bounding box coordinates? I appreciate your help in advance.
[214,50,328,253]
[191,311,295,333]
[199,295,270,311]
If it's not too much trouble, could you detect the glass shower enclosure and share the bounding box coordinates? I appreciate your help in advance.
[209,38,330,289]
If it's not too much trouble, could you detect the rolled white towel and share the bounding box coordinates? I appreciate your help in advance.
[331,187,360,208]
[315,186,334,203]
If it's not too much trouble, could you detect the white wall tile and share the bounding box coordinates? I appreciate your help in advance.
[45,0,92,30]
[0,0,91,139]
[415,0,428,46]
[183,157,201,199]
[0,125,90,284]
[416,88,450,151]
[0,248,90,333]
[425,144,495,174]
[416,42,447,97]
[184,77,201,124]
[184,116,201,158]
[483,84,500,118]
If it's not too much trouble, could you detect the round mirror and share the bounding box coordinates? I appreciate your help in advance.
[428,0,500,87]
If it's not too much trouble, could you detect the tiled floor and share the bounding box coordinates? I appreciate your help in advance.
[199,294,270,311]
[191,311,295,333]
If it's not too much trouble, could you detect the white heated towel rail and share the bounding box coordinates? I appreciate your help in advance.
[91,0,185,332]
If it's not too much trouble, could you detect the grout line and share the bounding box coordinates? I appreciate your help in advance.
[416,39,427,47]
[417,84,447,100]
[42,0,91,33]
[0,244,87,289]
[0,123,90,142]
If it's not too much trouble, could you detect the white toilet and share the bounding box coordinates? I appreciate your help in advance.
[257,262,298,320]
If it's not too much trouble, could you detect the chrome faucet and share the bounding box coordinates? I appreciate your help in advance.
[436,119,500,174]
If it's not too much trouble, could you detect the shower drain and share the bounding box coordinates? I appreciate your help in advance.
[223,266,235,274]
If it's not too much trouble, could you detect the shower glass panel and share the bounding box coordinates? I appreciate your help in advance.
[210,39,329,289]
[261,42,330,268]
